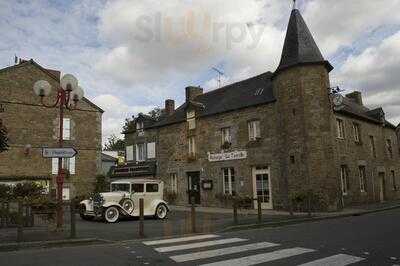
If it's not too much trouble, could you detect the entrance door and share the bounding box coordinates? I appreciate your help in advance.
[252,167,272,209]
[187,172,201,204]
[379,172,386,202]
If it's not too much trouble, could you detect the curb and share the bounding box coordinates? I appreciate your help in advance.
[220,204,400,232]
[0,238,110,252]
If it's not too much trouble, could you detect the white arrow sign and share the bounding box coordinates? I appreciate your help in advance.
[42,148,78,158]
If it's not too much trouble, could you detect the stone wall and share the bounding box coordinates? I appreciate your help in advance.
[333,113,400,205]
[0,62,102,197]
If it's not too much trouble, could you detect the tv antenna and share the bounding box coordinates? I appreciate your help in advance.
[212,67,224,88]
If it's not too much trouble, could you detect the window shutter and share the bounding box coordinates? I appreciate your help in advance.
[69,156,76,175]
[147,142,156,159]
[63,118,71,140]
[126,145,133,161]
[52,158,59,174]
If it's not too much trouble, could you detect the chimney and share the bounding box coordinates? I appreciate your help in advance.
[346,91,363,106]
[185,86,203,102]
[165,99,175,116]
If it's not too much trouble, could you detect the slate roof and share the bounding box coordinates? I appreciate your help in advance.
[150,72,276,128]
[101,153,118,162]
[275,9,333,74]
[336,96,396,129]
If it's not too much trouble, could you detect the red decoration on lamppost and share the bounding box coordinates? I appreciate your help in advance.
[33,74,84,228]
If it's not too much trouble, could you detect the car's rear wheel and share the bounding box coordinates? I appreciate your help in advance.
[155,204,168,219]
[104,206,120,223]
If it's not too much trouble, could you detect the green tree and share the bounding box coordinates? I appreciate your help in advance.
[104,134,125,151]
[0,120,9,153]
[122,117,135,133]
[148,108,164,121]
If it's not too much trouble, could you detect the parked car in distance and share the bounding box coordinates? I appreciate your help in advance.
[79,179,169,223]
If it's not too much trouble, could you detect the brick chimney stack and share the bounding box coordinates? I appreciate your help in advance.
[346,91,363,106]
[185,86,203,102]
[165,99,175,116]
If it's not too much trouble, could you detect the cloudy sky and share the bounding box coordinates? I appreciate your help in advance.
[1,0,400,145]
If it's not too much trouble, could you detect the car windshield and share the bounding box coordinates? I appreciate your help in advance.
[111,183,130,192]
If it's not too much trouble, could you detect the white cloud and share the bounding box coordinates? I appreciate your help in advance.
[336,31,400,124]
[92,94,155,144]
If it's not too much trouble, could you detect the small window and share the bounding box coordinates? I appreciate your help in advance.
[369,136,376,158]
[147,142,156,159]
[340,165,349,196]
[136,143,146,162]
[386,139,393,159]
[132,183,144,193]
[248,120,260,141]
[359,166,367,193]
[170,173,178,193]
[63,118,71,140]
[188,136,196,156]
[126,145,134,161]
[188,118,196,130]
[136,121,144,130]
[146,183,159,193]
[221,127,231,144]
[52,157,75,175]
[111,183,130,193]
[353,123,361,143]
[392,171,397,191]
[222,168,236,195]
[337,119,345,139]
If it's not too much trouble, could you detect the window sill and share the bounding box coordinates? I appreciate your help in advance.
[337,137,345,140]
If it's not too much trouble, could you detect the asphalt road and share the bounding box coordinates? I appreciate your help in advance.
[1,208,399,266]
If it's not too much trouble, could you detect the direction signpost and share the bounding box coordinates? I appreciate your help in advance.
[42,147,78,158]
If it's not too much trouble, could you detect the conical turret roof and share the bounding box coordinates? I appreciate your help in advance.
[276,9,333,74]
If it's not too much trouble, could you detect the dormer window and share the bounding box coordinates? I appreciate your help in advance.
[136,121,144,130]
[187,110,196,130]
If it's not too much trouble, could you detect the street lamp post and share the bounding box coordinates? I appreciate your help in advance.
[33,74,84,228]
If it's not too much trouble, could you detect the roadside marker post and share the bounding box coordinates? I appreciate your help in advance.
[257,196,262,224]
[139,198,144,238]
[190,196,196,233]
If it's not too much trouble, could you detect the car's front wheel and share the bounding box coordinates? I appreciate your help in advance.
[155,204,168,219]
[103,206,120,223]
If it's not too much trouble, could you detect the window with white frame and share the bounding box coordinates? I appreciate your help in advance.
[353,123,361,143]
[222,168,236,195]
[126,145,134,161]
[63,118,71,140]
[170,173,178,193]
[221,127,231,144]
[136,143,146,162]
[359,166,367,193]
[52,157,76,175]
[188,136,196,156]
[340,165,349,195]
[337,119,345,139]
[392,170,397,191]
[248,120,260,141]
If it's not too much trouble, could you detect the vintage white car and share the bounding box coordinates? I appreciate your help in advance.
[79,179,169,223]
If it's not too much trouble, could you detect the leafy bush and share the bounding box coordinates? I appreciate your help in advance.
[290,189,330,212]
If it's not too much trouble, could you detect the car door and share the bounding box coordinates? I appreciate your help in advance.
[131,183,145,216]
[144,183,160,215]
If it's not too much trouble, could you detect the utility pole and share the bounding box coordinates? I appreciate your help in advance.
[212,67,224,88]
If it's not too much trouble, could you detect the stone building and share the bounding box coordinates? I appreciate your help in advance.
[0,59,103,199]
[120,8,400,210]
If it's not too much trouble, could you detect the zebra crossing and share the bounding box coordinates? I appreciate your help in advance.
[142,234,366,265]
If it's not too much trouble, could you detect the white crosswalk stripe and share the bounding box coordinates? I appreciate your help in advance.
[143,234,219,246]
[199,247,315,266]
[297,254,365,266]
[170,242,280,262]
[142,234,366,265]
[154,238,247,253]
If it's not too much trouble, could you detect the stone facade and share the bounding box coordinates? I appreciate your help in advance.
[121,8,400,210]
[0,60,103,198]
